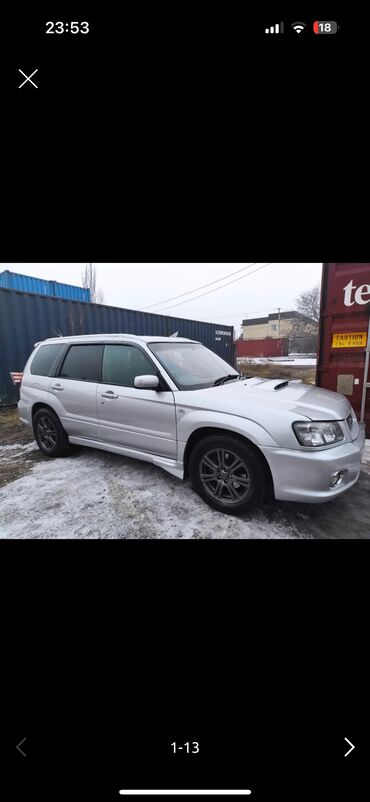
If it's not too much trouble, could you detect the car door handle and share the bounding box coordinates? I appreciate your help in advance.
[101,391,119,399]
[51,383,64,391]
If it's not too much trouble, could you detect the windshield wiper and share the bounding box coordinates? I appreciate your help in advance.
[213,374,240,386]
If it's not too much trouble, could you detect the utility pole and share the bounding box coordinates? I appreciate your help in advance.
[277,307,281,337]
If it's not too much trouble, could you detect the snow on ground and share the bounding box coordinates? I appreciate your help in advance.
[0,442,38,461]
[237,357,317,366]
[269,358,317,366]
[0,442,38,452]
[362,438,370,471]
[0,443,307,539]
[0,440,369,539]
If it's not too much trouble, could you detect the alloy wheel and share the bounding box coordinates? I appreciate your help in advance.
[37,416,57,450]
[199,448,251,504]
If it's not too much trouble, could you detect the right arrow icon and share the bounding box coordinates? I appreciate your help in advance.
[344,737,355,757]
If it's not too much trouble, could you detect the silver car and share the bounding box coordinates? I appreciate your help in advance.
[18,334,366,515]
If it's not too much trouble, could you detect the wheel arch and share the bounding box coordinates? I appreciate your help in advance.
[32,401,61,422]
[32,402,71,457]
[183,426,275,496]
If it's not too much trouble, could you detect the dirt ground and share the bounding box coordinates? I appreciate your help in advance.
[0,407,34,446]
[1,406,369,538]
[0,407,43,487]
[239,362,316,384]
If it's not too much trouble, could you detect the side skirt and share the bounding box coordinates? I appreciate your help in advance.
[68,436,184,479]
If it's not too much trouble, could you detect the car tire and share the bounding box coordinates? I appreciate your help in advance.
[33,407,71,458]
[189,435,267,515]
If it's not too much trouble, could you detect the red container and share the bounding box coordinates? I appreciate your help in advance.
[317,263,370,435]
[235,337,289,358]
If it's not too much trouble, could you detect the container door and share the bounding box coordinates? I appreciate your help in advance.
[98,344,177,457]
[362,329,370,432]
[317,263,370,435]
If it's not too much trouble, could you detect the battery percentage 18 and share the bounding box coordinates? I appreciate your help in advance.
[313,21,338,34]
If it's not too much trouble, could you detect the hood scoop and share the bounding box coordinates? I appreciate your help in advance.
[274,380,289,390]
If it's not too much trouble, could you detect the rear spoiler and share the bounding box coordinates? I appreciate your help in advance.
[34,330,63,347]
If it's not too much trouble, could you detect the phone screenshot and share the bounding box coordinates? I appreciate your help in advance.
[1,6,368,802]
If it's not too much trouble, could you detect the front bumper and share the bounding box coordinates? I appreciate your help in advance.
[260,424,366,503]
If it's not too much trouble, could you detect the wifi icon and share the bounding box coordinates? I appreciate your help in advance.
[291,22,306,33]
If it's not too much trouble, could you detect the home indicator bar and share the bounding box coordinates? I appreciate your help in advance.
[119,793,252,797]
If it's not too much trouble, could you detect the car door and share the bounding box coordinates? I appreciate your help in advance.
[49,343,103,440]
[98,343,177,457]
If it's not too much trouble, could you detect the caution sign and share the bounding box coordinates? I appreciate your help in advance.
[332,332,367,348]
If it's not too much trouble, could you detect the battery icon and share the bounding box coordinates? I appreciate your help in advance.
[313,21,338,34]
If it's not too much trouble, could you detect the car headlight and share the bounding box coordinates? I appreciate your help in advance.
[292,420,344,447]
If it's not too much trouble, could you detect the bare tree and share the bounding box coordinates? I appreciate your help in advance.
[296,284,321,323]
[288,284,321,353]
[81,263,104,304]
[81,263,95,298]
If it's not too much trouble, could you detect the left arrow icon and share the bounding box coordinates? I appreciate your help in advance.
[16,737,27,757]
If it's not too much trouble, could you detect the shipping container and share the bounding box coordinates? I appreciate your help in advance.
[0,349,18,406]
[317,263,370,435]
[0,270,90,302]
[50,280,91,302]
[235,337,289,358]
[0,288,234,405]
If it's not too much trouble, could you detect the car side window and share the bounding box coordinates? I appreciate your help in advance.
[59,344,103,382]
[102,345,155,387]
[30,344,65,376]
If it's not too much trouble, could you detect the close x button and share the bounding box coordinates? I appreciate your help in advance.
[18,68,38,88]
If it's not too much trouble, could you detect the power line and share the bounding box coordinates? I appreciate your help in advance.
[217,306,279,319]
[241,300,298,318]
[186,296,299,325]
[154,263,272,313]
[208,306,294,321]
[139,263,261,311]
[211,298,298,322]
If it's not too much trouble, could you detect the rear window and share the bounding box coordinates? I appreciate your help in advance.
[59,344,103,382]
[30,344,65,376]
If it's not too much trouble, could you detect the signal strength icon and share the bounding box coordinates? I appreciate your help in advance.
[291,22,306,33]
[265,22,284,34]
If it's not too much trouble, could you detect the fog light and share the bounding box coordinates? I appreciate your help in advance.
[329,470,344,488]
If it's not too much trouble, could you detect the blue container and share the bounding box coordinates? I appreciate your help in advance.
[0,270,90,303]
[51,281,90,302]
[0,270,51,296]
[0,287,234,405]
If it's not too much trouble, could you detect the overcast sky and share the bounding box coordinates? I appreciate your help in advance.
[3,264,322,335]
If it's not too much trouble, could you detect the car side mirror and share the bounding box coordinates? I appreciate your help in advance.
[134,374,160,390]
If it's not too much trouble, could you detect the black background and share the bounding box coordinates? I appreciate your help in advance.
[2,725,369,800]
[1,4,370,801]
[3,542,369,799]
[1,4,367,261]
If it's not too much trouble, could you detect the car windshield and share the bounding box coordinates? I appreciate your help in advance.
[148,342,239,390]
